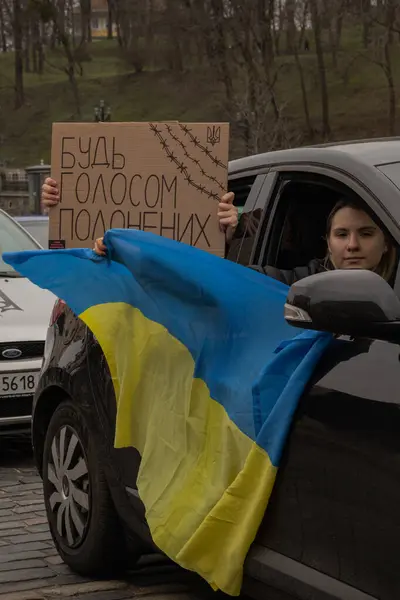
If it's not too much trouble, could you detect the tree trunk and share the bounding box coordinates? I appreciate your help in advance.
[107,0,113,39]
[13,0,24,109]
[210,0,233,100]
[383,6,396,136]
[116,22,123,46]
[0,4,7,52]
[31,19,38,73]
[24,20,31,73]
[310,0,330,138]
[328,24,337,69]
[362,0,370,48]
[164,0,184,71]
[115,0,130,49]
[58,0,65,40]
[188,0,213,66]
[257,0,274,64]
[87,0,92,43]
[298,0,309,50]
[38,22,44,74]
[50,23,56,49]
[294,41,313,139]
[68,67,81,118]
[60,33,82,118]
[336,10,343,49]
[80,0,90,44]
[285,0,295,55]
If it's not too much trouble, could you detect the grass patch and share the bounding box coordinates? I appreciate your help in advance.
[0,37,399,166]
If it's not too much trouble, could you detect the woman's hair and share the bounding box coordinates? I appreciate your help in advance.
[326,198,397,282]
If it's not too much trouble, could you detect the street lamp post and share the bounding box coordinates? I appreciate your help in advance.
[94,100,111,122]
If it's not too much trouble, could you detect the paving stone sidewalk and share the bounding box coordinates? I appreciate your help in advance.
[0,436,220,600]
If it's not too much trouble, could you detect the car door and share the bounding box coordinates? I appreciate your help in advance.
[245,167,400,600]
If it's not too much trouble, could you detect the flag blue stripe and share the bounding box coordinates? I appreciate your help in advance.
[4,228,331,465]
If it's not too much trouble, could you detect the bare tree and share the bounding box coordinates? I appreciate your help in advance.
[370,0,397,135]
[273,0,285,56]
[0,0,9,52]
[164,0,184,72]
[361,0,371,48]
[291,0,314,139]
[310,0,330,138]
[23,16,31,72]
[112,0,150,72]
[33,0,83,117]
[106,0,114,39]
[344,0,398,135]
[206,0,292,153]
[209,0,233,100]
[12,0,24,108]
[80,0,91,44]
[325,0,345,69]
[0,0,25,106]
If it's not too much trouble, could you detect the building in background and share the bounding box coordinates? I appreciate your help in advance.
[73,0,117,40]
[0,163,50,217]
[0,169,30,216]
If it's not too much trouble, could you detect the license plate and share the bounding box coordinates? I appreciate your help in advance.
[0,372,39,397]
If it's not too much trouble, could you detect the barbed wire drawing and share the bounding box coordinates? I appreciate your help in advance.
[164,124,225,192]
[178,123,227,169]
[149,123,220,201]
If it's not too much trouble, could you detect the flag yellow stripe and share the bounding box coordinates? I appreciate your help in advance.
[82,302,277,595]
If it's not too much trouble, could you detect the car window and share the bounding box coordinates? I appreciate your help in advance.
[226,175,258,264]
[0,211,40,276]
[226,173,274,265]
[258,172,397,276]
[228,175,256,211]
[261,177,338,270]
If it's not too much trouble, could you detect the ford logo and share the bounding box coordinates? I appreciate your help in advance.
[2,348,22,359]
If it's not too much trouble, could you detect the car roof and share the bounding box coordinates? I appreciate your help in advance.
[228,138,400,175]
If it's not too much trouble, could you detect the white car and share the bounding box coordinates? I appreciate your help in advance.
[0,209,55,431]
[15,215,49,249]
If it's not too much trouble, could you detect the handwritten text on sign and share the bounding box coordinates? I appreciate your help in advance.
[50,122,229,254]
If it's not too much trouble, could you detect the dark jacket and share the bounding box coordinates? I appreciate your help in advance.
[249,259,328,286]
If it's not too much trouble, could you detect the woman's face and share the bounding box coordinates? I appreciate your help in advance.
[328,207,387,271]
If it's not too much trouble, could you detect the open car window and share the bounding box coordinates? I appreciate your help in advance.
[264,179,338,270]
[259,172,399,285]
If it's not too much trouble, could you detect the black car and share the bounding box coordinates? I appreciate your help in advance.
[33,138,400,600]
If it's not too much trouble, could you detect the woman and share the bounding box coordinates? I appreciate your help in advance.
[253,198,397,285]
[41,178,239,255]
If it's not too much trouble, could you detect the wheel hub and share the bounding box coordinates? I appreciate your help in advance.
[62,475,70,498]
[46,425,90,549]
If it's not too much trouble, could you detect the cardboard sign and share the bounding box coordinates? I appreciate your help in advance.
[49,121,229,255]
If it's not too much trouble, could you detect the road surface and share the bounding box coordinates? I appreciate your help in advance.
[0,434,231,600]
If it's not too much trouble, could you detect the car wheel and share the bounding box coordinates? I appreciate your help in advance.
[42,400,132,576]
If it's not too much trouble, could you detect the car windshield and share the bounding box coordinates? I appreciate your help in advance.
[0,211,40,277]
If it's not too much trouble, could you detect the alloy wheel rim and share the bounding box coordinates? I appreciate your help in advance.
[47,425,90,548]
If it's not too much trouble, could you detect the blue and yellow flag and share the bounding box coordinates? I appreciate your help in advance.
[4,229,332,596]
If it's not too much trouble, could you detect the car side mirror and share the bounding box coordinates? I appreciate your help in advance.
[284,269,400,342]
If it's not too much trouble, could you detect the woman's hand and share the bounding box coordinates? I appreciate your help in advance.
[41,178,59,213]
[94,237,107,256]
[218,192,238,243]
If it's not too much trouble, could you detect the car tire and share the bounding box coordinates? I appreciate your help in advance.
[42,400,134,576]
